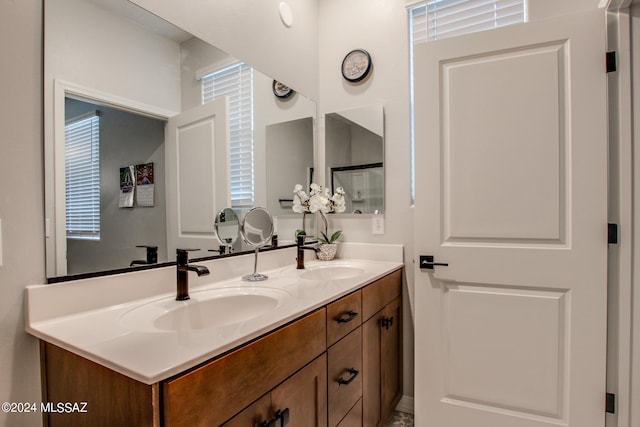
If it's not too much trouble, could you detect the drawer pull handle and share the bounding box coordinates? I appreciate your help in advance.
[261,408,290,427]
[336,311,358,323]
[338,368,360,386]
[381,316,394,330]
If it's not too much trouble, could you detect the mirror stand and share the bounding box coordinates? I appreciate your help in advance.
[239,207,274,282]
[243,247,269,282]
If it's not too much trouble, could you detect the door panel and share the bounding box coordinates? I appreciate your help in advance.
[166,98,229,258]
[414,9,607,427]
[442,42,566,244]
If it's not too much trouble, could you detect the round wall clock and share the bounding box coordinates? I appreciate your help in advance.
[272,80,294,99]
[341,49,372,83]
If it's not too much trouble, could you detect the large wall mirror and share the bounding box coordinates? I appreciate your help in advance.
[325,105,384,214]
[44,0,316,280]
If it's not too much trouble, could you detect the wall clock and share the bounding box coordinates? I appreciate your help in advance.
[341,49,372,82]
[272,80,294,99]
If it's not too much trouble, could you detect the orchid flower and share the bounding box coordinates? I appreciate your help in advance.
[292,183,345,243]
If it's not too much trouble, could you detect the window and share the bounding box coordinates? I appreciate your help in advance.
[65,112,100,239]
[201,62,255,207]
[408,0,526,203]
[409,0,526,43]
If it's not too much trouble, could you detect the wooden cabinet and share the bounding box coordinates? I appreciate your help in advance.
[163,309,326,426]
[223,354,327,427]
[39,268,403,427]
[362,270,403,427]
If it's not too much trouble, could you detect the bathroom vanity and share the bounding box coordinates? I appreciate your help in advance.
[27,246,403,427]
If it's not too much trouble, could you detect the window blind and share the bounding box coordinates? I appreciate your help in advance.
[201,62,255,207]
[410,0,525,43]
[65,113,100,239]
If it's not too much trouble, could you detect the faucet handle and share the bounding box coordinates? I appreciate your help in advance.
[176,248,201,264]
[137,245,158,264]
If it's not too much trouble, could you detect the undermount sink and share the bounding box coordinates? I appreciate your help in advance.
[300,265,366,281]
[120,286,290,333]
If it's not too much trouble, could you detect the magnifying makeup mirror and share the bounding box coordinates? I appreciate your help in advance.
[240,207,274,281]
[214,207,240,253]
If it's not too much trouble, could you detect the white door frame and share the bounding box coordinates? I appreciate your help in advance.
[604,6,637,427]
[46,79,175,276]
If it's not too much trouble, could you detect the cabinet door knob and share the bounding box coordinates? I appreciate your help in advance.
[275,408,290,426]
[381,316,394,330]
[336,310,358,323]
[337,368,360,386]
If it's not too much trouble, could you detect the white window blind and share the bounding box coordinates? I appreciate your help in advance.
[201,62,255,207]
[410,0,525,43]
[65,112,100,239]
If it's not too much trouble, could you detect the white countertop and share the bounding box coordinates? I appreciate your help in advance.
[26,244,403,384]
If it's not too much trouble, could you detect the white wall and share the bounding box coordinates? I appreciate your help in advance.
[129,0,319,100]
[0,1,45,426]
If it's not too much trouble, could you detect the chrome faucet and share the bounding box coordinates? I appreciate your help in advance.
[176,249,210,301]
[296,234,319,269]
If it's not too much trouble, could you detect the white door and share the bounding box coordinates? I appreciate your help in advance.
[166,98,230,259]
[414,9,608,427]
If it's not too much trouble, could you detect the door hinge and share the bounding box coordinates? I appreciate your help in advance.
[606,393,615,414]
[608,223,618,244]
[606,51,617,73]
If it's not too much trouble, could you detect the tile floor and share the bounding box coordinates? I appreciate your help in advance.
[384,411,415,427]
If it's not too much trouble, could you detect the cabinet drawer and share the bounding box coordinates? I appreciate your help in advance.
[362,269,401,320]
[328,328,363,427]
[327,290,362,347]
[163,309,326,427]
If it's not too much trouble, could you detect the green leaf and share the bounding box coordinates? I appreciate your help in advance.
[329,230,342,243]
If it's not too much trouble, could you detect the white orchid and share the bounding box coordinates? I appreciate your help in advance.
[292,183,345,243]
[292,184,309,213]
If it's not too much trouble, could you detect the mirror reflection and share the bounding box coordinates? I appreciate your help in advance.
[213,208,240,254]
[44,0,316,279]
[324,105,384,214]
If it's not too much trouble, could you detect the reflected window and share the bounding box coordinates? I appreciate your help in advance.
[201,62,255,207]
[65,112,100,240]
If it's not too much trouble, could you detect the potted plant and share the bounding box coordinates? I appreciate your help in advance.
[292,183,345,260]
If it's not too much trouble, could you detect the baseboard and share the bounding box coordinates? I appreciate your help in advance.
[395,395,415,415]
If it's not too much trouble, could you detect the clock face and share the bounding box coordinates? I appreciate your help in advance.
[342,49,371,82]
[272,80,294,99]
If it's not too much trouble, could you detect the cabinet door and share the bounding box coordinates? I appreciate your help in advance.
[362,314,382,427]
[380,297,401,423]
[362,297,402,427]
[222,395,271,427]
[271,354,328,427]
